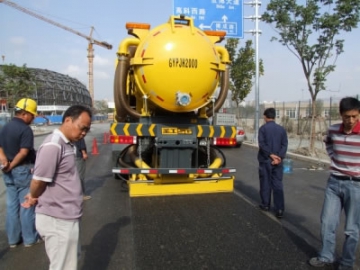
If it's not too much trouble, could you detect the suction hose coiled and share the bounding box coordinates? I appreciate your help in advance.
[205,65,230,117]
[114,46,140,121]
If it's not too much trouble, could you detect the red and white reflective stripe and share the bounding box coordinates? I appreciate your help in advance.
[113,168,236,174]
[169,169,186,174]
[140,169,158,174]
[113,169,130,174]
[222,168,236,173]
[196,169,213,174]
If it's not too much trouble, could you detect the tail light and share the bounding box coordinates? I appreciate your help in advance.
[237,129,245,135]
[212,137,237,146]
[110,135,137,144]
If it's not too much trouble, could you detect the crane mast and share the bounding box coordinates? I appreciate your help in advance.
[0,0,112,106]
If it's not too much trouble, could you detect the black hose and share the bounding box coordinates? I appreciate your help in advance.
[114,146,134,191]
[195,145,226,168]
[205,67,230,117]
[212,146,227,167]
[114,49,141,121]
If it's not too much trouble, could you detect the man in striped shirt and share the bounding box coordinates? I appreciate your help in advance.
[309,97,360,270]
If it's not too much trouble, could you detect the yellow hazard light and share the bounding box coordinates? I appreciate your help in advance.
[203,30,227,38]
[126,22,151,30]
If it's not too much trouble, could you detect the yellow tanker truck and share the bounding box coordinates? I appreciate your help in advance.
[110,15,237,197]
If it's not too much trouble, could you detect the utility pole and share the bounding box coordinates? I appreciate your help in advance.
[245,0,262,144]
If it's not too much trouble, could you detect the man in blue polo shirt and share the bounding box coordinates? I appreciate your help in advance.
[0,98,40,248]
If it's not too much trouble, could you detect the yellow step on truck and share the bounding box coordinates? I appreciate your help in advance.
[110,15,236,197]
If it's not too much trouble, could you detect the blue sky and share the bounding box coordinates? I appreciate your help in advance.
[1,0,359,103]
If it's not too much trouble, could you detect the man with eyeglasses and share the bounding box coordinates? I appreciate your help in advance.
[23,104,92,270]
[0,98,40,248]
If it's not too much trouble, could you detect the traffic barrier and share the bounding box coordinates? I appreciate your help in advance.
[103,132,109,144]
[92,138,99,155]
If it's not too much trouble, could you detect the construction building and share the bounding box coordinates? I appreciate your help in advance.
[0,65,92,116]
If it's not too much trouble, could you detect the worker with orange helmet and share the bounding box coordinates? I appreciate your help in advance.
[0,98,41,248]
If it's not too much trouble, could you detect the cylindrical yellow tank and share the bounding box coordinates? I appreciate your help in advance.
[129,16,228,113]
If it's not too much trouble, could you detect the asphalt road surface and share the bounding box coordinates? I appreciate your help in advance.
[0,122,358,270]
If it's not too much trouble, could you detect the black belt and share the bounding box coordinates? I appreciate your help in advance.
[332,174,360,182]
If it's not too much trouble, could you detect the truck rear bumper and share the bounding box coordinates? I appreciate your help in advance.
[127,176,234,197]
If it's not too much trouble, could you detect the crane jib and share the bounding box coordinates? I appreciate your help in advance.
[1,0,113,105]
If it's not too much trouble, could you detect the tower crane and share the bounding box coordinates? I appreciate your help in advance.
[0,0,112,106]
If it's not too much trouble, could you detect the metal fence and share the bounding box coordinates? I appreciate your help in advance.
[225,95,359,136]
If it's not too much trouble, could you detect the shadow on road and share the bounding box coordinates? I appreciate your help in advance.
[81,216,131,270]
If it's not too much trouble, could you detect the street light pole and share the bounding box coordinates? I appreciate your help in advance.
[31,81,38,101]
[245,0,262,144]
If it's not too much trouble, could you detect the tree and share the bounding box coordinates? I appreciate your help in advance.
[225,39,264,107]
[93,100,109,114]
[262,0,360,153]
[0,64,36,108]
[306,99,324,117]
[329,101,339,120]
